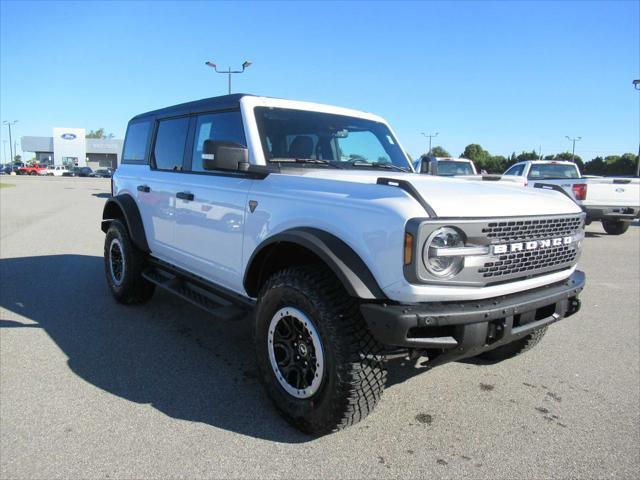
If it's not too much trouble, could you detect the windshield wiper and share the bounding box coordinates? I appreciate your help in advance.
[349,160,409,172]
[269,158,343,169]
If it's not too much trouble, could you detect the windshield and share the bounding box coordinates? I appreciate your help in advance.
[254,107,411,170]
[528,163,580,180]
[437,160,474,176]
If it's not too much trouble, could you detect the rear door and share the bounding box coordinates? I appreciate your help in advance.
[171,110,252,292]
[126,117,189,260]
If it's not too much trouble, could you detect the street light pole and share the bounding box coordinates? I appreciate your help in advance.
[565,136,581,163]
[634,79,640,176]
[3,120,18,163]
[205,60,252,94]
[421,132,438,155]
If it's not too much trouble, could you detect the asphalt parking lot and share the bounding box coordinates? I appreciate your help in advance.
[1,176,639,479]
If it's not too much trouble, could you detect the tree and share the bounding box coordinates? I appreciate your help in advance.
[86,128,114,139]
[13,154,21,162]
[583,156,605,175]
[459,144,507,173]
[583,153,637,176]
[516,150,540,162]
[460,144,491,163]
[486,155,508,173]
[428,146,451,157]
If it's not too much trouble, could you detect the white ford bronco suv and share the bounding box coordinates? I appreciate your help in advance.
[102,94,586,434]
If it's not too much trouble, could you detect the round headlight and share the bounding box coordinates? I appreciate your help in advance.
[423,227,465,277]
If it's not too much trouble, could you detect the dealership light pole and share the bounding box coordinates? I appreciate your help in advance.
[3,120,17,163]
[205,60,252,95]
[565,136,581,163]
[634,79,640,176]
[421,132,438,155]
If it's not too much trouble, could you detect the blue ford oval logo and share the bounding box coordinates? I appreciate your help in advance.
[61,133,77,140]
[615,188,625,193]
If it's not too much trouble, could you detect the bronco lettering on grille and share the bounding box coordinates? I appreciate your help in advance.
[492,236,573,255]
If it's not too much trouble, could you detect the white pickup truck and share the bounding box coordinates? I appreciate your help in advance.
[413,156,478,176]
[502,160,640,235]
[102,94,586,433]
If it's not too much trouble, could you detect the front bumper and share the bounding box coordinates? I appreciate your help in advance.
[585,205,640,222]
[361,270,585,366]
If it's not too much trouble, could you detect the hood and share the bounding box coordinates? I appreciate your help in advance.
[297,170,581,217]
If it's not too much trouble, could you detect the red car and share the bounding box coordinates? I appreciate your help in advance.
[18,164,47,175]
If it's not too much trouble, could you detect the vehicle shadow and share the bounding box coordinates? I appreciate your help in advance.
[0,254,309,443]
[92,193,111,199]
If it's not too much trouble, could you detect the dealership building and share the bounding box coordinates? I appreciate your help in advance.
[21,128,123,170]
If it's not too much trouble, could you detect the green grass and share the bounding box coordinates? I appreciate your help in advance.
[0,182,16,188]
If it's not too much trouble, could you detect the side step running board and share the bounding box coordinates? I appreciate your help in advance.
[142,260,253,321]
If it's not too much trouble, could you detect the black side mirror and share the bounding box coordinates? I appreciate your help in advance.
[202,140,248,172]
[420,159,429,173]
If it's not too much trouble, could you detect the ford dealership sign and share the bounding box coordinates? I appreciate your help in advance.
[61,133,77,140]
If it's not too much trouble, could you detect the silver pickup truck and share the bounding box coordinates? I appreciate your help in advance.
[501,160,640,235]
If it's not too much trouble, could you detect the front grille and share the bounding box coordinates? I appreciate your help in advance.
[481,215,583,244]
[478,214,583,280]
[479,244,578,278]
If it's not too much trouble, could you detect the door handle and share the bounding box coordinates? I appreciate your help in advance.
[176,191,194,201]
[137,185,150,193]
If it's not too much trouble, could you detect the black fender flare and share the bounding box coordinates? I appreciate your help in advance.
[101,194,149,252]
[244,227,387,300]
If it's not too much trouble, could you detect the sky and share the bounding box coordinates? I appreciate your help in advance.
[1,0,639,163]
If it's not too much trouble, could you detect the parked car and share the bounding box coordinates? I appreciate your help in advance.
[63,166,93,177]
[102,94,585,434]
[41,165,70,176]
[414,156,478,176]
[2,164,22,175]
[92,168,113,178]
[502,160,640,235]
[18,164,48,175]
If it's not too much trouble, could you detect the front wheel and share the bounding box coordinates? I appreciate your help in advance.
[254,266,387,435]
[601,219,630,235]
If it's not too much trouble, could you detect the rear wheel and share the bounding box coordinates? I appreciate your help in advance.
[601,219,630,235]
[104,220,155,304]
[478,327,548,362]
[255,266,387,434]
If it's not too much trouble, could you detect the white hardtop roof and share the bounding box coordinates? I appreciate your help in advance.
[243,96,387,123]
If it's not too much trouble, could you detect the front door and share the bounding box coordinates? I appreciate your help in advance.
[172,111,251,293]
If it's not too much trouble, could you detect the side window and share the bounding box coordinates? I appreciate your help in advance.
[504,164,524,176]
[153,117,189,171]
[191,111,246,172]
[122,120,151,164]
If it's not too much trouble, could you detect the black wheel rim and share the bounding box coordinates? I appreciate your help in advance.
[109,238,125,286]
[268,307,324,398]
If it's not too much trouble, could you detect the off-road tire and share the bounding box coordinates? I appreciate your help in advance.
[104,219,155,304]
[478,327,548,362]
[601,219,630,235]
[254,266,387,435]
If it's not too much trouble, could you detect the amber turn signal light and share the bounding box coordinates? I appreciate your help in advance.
[404,232,414,265]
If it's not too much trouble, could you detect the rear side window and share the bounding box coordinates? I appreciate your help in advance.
[153,117,190,171]
[122,120,151,164]
[504,164,525,176]
[191,111,246,172]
